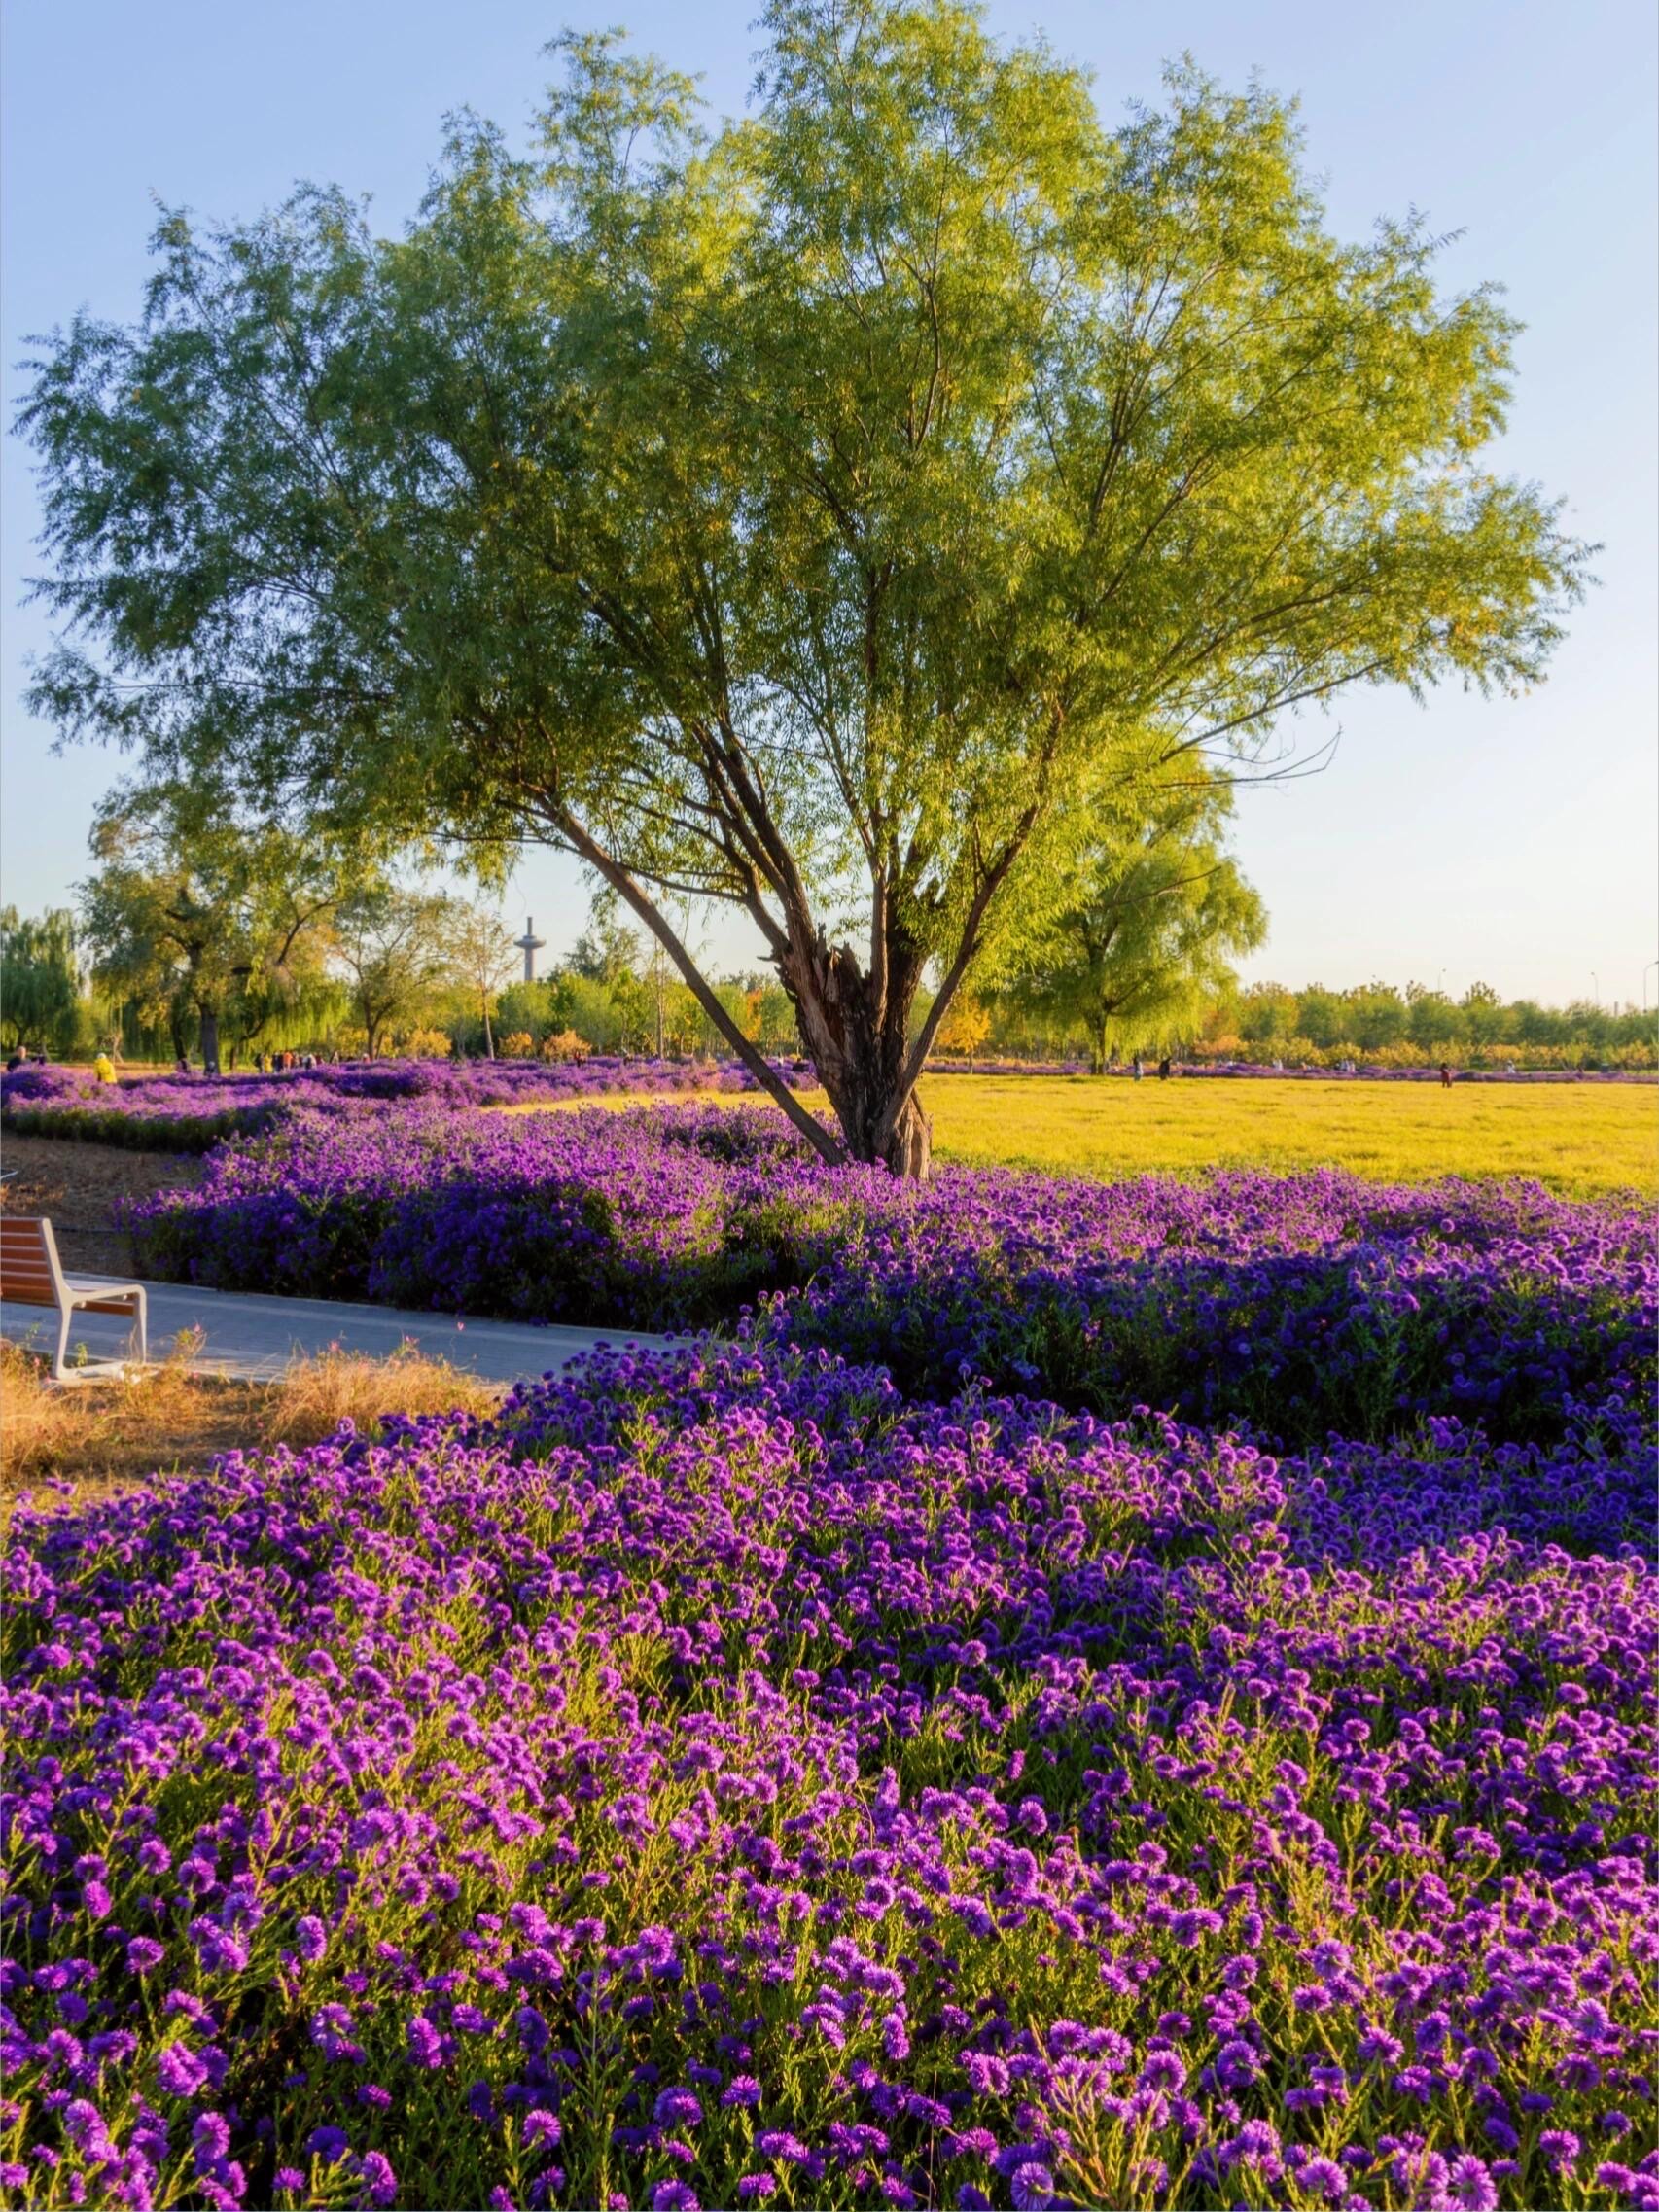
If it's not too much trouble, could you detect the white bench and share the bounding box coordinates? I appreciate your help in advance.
[0,1215,148,1381]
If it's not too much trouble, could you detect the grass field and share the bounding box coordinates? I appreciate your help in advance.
[508,1073,1656,1196]
[917,1074,1657,1196]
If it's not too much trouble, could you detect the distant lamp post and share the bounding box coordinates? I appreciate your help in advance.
[1590,970,1600,1010]
[515,918,547,984]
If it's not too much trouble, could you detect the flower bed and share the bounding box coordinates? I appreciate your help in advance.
[3,1336,1654,2210]
[126,1106,1654,1451]
[0,1059,812,1153]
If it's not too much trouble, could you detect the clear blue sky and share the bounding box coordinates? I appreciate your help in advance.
[3,0,1655,1005]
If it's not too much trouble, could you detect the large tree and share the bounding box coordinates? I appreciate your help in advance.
[332,886,455,1056]
[18,1,1587,1173]
[0,907,82,1054]
[79,782,344,1070]
[1008,769,1266,1068]
[443,903,519,1060]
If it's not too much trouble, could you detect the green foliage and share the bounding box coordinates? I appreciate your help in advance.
[18,1,1590,1162]
[0,906,82,1052]
[76,780,348,1067]
[1006,766,1265,1065]
[333,886,455,1055]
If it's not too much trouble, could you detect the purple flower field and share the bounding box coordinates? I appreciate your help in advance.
[0,1060,809,1154]
[128,1105,1652,1449]
[3,1337,1654,2210]
[5,1102,1655,2207]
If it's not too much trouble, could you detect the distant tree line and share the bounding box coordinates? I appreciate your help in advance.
[976,976,1657,1071]
[5,875,1651,1073]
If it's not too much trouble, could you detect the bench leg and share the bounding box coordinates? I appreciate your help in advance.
[54,1305,73,1384]
[130,1288,148,1367]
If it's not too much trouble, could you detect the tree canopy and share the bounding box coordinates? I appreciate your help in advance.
[333,886,456,1057]
[18,0,1588,1170]
[0,906,81,1054]
[78,781,345,1069]
[1008,766,1266,1067]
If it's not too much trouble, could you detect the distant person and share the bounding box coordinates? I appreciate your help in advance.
[1439,1062,1453,1089]
[1132,1055,1144,1081]
[1157,1056,1172,1081]
[93,1051,116,1084]
[175,1055,191,1074]
[4,1048,23,1073]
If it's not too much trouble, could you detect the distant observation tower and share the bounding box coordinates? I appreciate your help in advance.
[515,917,547,984]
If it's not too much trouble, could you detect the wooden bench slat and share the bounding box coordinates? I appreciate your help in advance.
[0,1214,148,1377]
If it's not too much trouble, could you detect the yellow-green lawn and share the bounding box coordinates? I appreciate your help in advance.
[914,1075,1656,1197]
[507,1075,1656,1197]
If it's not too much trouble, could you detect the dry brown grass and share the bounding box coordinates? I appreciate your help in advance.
[0,1334,506,1508]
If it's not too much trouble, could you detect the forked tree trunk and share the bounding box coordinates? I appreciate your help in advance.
[781,929,935,1179]
[198,1007,221,1076]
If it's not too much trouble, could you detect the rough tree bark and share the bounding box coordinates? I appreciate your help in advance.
[779,929,934,1179]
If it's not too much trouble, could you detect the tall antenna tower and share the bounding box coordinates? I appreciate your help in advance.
[515,917,547,984]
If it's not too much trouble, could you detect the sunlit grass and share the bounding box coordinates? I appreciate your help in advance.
[916,1073,1658,1197]
[501,1072,1656,1197]
[0,1336,505,1506]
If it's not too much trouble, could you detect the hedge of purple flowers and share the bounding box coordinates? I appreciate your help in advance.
[0,1060,811,1153]
[3,1335,1655,2210]
[127,1106,1653,1449]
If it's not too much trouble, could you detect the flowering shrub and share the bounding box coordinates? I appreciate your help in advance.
[129,1107,1653,1449]
[3,1334,1654,2209]
[396,1029,457,1061]
[540,1031,592,1064]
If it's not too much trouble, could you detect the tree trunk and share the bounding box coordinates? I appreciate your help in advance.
[780,928,935,1177]
[199,1008,221,1076]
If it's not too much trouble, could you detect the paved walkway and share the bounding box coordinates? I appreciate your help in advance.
[0,1279,673,1384]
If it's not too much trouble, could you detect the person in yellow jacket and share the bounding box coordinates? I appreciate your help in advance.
[93,1051,117,1084]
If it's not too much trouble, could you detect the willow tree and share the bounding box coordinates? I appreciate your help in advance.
[18,0,1587,1174]
[79,781,345,1071]
[1008,767,1267,1069]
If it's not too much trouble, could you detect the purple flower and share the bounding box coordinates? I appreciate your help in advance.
[652,2187,699,2211]
[1298,2157,1347,2201]
[722,2077,762,2110]
[157,2043,210,2099]
[293,1916,328,1963]
[1009,2163,1055,2210]
[126,1938,166,1976]
[358,2150,397,2207]
[192,2112,231,2165]
[1445,2154,1500,2211]
[60,2101,111,2157]
[653,2089,702,2129]
[755,2132,810,2167]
